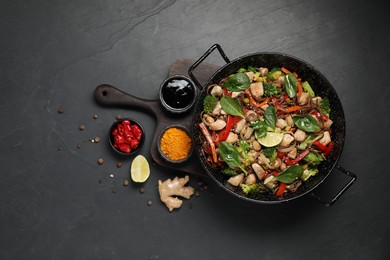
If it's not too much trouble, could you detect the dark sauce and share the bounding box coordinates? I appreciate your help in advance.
[161,79,194,109]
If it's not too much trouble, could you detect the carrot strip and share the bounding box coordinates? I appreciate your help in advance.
[297,80,303,97]
[245,89,269,108]
[281,67,291,74]
[285,105,302,113]
[257,98,270,108]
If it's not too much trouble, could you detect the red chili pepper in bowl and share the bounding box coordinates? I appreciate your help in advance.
[109,118,144,155]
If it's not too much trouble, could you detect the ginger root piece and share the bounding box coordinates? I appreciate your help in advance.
[158,175,195,212]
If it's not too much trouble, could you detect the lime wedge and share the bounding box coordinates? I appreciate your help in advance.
[131,155,150,183]
[256,132,284,147]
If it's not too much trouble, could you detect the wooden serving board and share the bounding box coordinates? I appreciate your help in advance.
[94,58,220,176]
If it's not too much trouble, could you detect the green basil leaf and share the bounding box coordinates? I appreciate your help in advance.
[224,73,250,91]
[264,106,276,129]
[263,147,277,165]
[274,165,304,184]
[219,142,247,174]
[284,73,297,98]
[220,96,245,118]
[293,115,321,132]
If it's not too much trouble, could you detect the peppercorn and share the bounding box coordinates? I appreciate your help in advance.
[116,115,122,120]
[147,200,152,206]
[57,106,65,114]
[116,161,122,168]
[123,179,129,186]
[94,136,101,143]
[79,124,85,130]
[139,187,145,194]
[97,158,104,165]
[93,114,98,119]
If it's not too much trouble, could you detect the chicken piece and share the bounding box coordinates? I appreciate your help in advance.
[277,75,285,85]
[245,71,254,82]
[259,67,268,76]
[234,119,246,133]
[285,115,294,126]
[323,118,333,129]
[203,114,215,125]
[251,163,265,180]
[319,131,331,146]
[227,173,244,186]
[264,175,277,189]
[243,126,254,140]
[252,140,261,151]
[225,132,238,144]
[231,91,241,98]
[158,176,195,212]
[245,174,257,185]
[288,147,297,159]
[280,133,295,147]
[297,92,311,105]
[294,129,307,142]
[210,85,223,97]
[211,102,222,116]
[276,118,287,129]
[249,82,264,99]
[312,96,322,105]
[209,119,226,131]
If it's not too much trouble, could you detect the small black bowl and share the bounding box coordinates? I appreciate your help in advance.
[109,118,145,156]
[157,125,193,163]
[159,75,196,114]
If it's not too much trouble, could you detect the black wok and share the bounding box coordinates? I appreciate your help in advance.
[189,44,356,205]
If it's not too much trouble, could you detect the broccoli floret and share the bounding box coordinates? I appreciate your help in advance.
[303,152,323,166]
[247,66,258,73]
[319,97,330,116]
[301,168,319,181]
[221,168,238,176]
[240,183,260,195]
[203,95,218,113]
[237,140,252,166]
[266,68,283,80]
[297,134,315,150]
[264,82,282,97]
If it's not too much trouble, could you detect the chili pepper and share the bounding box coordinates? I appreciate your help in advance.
[119,143,131,153]
[272,171,280,176]
[117,124,124,135]
[277,152,287,159]
[276,182,286,197]
[114,134,125,144]
[124,133,134,143]
[130,139,140,149]
[311,111,328,122]
[112,129,118,136]
[285,149,310,165]
[324,141,334,156]
[313,140,327,153]
[271,97,284,110]
[122,120,130,125]
[131,125,143,141]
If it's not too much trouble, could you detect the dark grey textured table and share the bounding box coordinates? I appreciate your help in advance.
[1,0,389,259]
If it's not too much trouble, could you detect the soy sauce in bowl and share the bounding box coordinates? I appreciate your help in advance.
[159,75,196,114]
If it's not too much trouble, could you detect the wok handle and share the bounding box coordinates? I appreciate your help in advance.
[310,165,357,206]
[188,44,230,89]
[94,84,160,118]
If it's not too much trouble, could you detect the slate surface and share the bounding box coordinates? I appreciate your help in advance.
[1,0,389,259]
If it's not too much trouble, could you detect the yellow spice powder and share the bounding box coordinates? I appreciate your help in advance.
[160,127,192,160]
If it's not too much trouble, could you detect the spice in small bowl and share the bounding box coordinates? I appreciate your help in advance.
[109,118,144,155]
[158,125,192,163]
[159,75,196,114]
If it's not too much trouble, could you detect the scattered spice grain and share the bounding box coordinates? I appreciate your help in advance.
[116,115,122,120]
[116,161,123,168]
[97,158,104,165]
[93,114,98,119]
[139,187,145,194]
[57,106,65,114]
[79,124,85,131]
[160,127,192,161]
[147,200,152,206]
[94,136,101,143]
[123,179,129,186]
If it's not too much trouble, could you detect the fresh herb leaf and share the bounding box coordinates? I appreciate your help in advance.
[284,73,298,98]
[219,142,247,174]
[224,73,250,91]
[251,120,269,139]
[220,96,245,118]
[274,165,304,184]
[203,95,218,113]
[221,168,238,176]
[264,106,276,129]
[319,97,331,116]
[293,115,320,132]
[264,82,282,97]
[263,147,277,165]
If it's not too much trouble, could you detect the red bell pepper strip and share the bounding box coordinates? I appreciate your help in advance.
[324,141,334,156]
[131,124,143,141]
[276,182,286,197]
[218,115,242,142]
[285,149,310,165]
[313,140,327,153]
